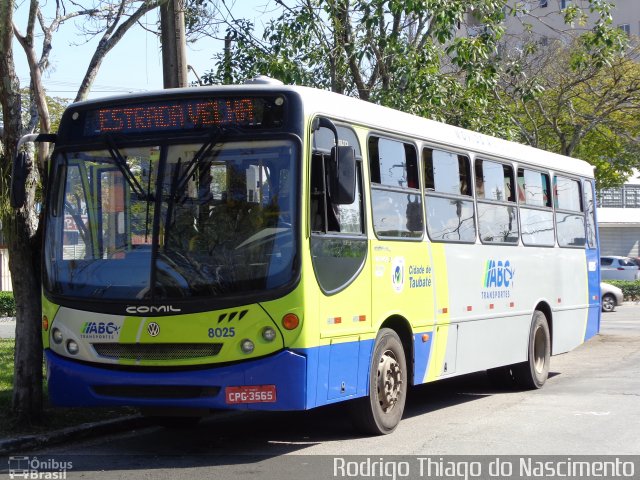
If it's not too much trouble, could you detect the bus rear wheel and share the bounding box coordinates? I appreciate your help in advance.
[350,328,407,435]
[513,310,550,389]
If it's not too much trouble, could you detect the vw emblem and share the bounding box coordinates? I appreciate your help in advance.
[147,322,160,337]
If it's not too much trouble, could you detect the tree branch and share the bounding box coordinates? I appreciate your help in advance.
[75,0,165,101]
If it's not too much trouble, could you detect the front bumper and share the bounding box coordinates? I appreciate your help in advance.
[45,348,308,411]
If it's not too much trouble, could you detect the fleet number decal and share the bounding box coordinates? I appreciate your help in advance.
[208,327,235,338]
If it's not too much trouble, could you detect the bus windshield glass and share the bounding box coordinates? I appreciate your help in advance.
[44,138,298,302]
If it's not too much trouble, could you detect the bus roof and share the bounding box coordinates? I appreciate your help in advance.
[71,83,595,179]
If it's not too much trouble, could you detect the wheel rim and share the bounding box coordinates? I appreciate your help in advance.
[376,349,403,413]
[602,295,614,312]
[533,325,546,374]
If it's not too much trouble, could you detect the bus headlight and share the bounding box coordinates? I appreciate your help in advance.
[240,339,255,354]
[52,328,63,344]
[261,327,276,342]
[66,340,79,355]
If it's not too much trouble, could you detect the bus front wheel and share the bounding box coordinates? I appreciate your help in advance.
[350,328,407,435]
[513,310,551,389]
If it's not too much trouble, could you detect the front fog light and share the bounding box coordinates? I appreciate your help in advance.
[262,327,276,342]
[240,339,255,354]
[52,328,63,344]
[66,340,79,355]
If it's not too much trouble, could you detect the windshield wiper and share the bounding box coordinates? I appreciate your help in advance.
[104,135,152,201]
[163,128,231,246]
[172,127,229,196]
[163,157,182,251]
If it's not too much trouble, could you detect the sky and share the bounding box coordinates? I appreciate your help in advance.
[12,0,276,101]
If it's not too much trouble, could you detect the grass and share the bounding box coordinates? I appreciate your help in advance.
[0,339,135,438]
[0,340,13,421]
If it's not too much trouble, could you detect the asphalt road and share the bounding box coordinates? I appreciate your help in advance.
[2,304,638,479]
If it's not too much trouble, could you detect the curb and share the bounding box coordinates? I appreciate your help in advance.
[0,415,149,455]
[0,410,247,455]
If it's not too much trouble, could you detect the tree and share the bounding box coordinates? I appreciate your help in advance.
[203,0,623,142]
[203,0,515,138]
[0,0,44,425]
[497,37,640,188]
[0,0,218,425]
[205,0,633,186]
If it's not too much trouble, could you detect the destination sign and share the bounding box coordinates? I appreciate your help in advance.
[82,96,283,136]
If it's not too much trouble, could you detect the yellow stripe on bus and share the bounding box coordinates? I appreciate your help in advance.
[424,243,450,382]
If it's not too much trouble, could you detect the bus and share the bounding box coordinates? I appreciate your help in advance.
[14,77,600,434]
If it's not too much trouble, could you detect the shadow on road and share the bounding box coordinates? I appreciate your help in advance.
[17,369,566,474]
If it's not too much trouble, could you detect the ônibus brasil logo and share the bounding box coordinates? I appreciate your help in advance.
[482,259,514,299]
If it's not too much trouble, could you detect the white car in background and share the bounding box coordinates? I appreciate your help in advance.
[600,256,640,281]
[601,282,624,313]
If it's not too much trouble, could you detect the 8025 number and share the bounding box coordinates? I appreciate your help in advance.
[208,327,235,338]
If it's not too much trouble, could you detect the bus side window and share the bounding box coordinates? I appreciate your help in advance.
[554,175,585,247]
[369,136,422,239]
[583,180,597,248]
[475,158,518,244]
[310,152,340,233]
[475,161,485,198]
[310,124,364,235]
[423,147,475,243]
[518,168,555,246]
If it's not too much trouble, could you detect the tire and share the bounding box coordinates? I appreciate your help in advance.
[350,328,407,435]
[513,310,551,390]
[601,293,616,313]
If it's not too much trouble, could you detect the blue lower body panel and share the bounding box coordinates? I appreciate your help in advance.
[585,248,601,341]
[46,330,433,411]
[45,349,308,411]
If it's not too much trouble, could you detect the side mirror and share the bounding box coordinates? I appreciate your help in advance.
[10,151,28,209]
[329,146,356,205]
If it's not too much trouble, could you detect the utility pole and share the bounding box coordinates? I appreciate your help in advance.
[160,0,188,88]
[223,34,232,85]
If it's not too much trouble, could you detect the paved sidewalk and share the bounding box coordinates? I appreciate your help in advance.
[0,416,148,455]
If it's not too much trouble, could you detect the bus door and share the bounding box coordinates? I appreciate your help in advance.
[310,121,370,402]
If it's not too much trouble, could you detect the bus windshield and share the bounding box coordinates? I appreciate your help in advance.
[44,138,298,302]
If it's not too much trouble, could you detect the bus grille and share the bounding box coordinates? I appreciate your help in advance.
[92,385,220,399]
[92,343,223,361]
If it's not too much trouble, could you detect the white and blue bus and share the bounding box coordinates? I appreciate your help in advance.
[16,78,600,434]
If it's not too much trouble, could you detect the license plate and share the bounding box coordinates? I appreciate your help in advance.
[225,385,277,404]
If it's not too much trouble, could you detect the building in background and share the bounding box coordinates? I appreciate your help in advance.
[597,172,640,257]
[466,0,640,43]
[0,232,12,291]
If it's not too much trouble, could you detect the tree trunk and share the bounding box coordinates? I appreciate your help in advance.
[7,211,43,424]
[0,0,44,425]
